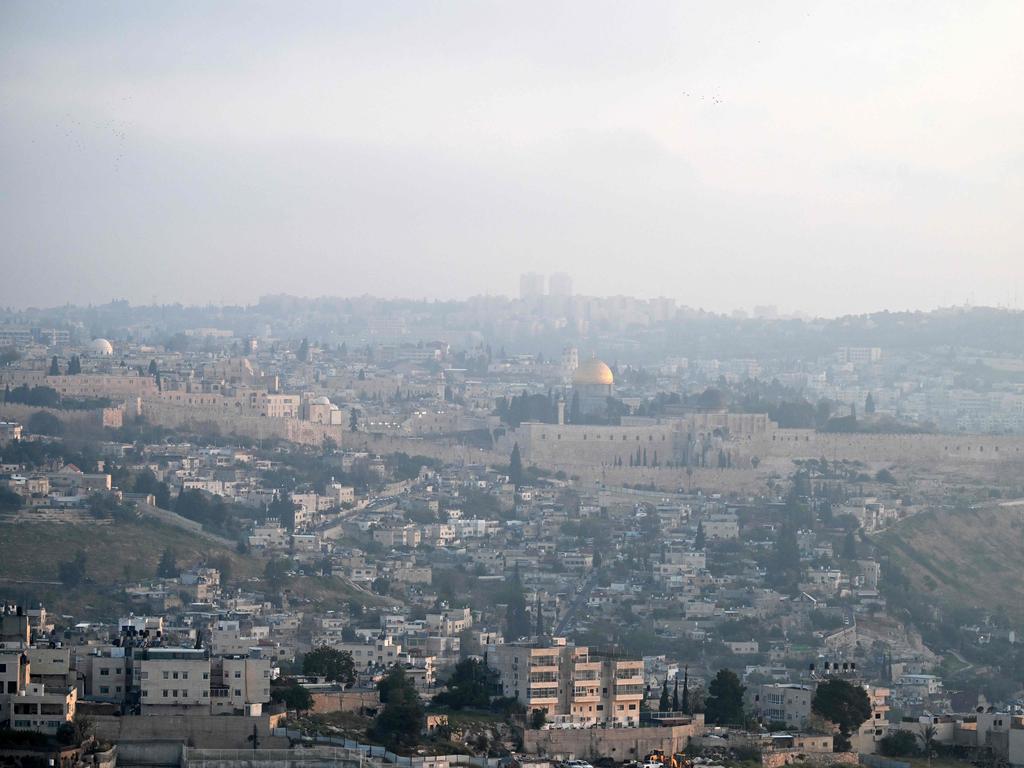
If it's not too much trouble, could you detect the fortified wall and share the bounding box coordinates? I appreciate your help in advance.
[0,401,123,432]
[139,398,344,448]
[506,420,1024,475]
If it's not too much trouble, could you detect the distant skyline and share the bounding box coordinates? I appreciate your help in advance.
[2,2,1022,316]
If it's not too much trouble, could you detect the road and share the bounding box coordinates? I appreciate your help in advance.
[554,569,601,636]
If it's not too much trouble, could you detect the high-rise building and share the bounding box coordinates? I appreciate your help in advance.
[549,272,573,297]
[519,273,546,300]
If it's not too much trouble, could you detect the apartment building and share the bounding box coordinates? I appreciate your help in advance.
[750,683,813,728]
[332,634,403,669]
[488,639,645,725]
[210,656,272,716]
[136,647,211,715]
[0,652,77,735]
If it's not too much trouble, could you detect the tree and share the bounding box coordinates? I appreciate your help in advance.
[767,523,801,594]
[0,486,24,512]
[67,355,82,375]
[694,522,706,550]
[811,678,872,752]
[264,558,290,592]
[865,393,876,415]
[297,338,310,362]
[432,657,495,710]
[918,724,938,768]
[534,592,545,637]
[349,408,359,432]
[530,708,547,729]
[509,443,524,488]
[879,730,919,757]
[659,679,671,711]
[303,647,356,686]
[157,547,178,578]
[209,554,233,588]
[271,679,313,713]
[681,665,690,715]
[269,491,297,532]
[372,666,423,749]
[49,356,60,376]
[672,676,680,711]
[372,576,391,595]
[148,359,158,375]
[704,669,745,725]
[55,721,77,745]
[58,551,88,587]
[27,410,63,436]
[842,529,858,561]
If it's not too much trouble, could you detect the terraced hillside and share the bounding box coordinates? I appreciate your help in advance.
[874,502,1024,620]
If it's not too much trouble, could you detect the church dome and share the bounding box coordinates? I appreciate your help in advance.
[310,395,331,406]
[573,357,614,386]
[89,338,114,356]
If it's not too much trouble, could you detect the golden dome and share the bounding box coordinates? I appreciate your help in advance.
[573,357,614,386]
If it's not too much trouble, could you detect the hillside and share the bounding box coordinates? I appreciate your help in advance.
[0,515,262,619]
[874,502,1024,620]
[0,514,396,620]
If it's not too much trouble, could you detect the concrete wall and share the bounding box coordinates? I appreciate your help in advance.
[93,714,289,750]
[116,740,184,767]
[522,723,699,761]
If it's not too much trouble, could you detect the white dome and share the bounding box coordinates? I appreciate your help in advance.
[89,338,114,356]
[310,395,331,405]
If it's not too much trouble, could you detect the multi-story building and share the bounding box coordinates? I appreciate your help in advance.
[0,651,76,735]
[136,647,211,715]
[333,634,403,670]
[750,683,813,728]
[488,638,645,725]
[853,685,891,754]
[210,656,272,716]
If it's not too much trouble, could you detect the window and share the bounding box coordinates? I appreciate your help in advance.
[235,689,242,696]
[162,690,169,697]
[182,672,188,680]
[100,686,109,694]
[100,668,109,676]
[162,671,169,680]
[203,672,209,680]
[182,690,188,697]
[234,671,241,679]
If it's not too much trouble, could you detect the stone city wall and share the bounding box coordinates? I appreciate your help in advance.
[140,399,344,448]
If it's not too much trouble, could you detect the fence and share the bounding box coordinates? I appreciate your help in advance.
[270,730,508,768]
[186,746,365,768]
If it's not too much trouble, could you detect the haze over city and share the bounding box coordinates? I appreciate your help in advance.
[2,1,1023,314]
[8,3,1024,766]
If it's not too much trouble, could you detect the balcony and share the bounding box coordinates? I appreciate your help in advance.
[614,684,645,697]
[526,687,558,703]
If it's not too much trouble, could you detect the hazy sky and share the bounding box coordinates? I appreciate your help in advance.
[1,1,1022,316]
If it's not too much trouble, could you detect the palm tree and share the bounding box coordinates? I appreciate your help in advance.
[918,724,937,768]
